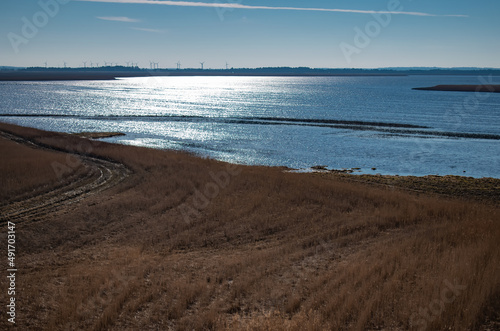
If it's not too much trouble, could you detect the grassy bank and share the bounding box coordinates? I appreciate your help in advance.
[0,122,499,330]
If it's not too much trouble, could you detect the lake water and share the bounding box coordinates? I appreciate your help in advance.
[1,75,500,178]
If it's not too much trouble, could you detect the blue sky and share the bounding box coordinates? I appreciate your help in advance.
[1,0,499,68]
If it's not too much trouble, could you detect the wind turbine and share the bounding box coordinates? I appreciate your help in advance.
[90,61,93,67]
[176,61,181,70]
[225,62,229,70]
[83,61,87,68]
[96,62,99,67]
[44,61,47,68]
[63,61,67,68]
[155,62,159,69]
[200,62,205,70]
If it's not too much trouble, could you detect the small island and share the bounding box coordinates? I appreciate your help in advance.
[413,84,500,93]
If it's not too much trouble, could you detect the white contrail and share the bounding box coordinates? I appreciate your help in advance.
[77,0,468,17]
[97,16,140,22]
[131,27,165,33]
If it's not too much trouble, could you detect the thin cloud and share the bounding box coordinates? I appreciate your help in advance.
[97,16,141,22]
[131,27,165,33]
[80,0,468,17]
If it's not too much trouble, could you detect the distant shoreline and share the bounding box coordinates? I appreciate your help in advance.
[413,84,500,93]
[0,69,404,81]
[1,67,500,81]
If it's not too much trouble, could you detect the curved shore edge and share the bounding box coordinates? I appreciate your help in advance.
[413,84,500,93]
[3,114,499,140]
[1,121,499,200]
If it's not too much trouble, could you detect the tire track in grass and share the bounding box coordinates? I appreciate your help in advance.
[0,131,131,224]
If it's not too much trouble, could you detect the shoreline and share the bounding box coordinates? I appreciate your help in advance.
[3,119,500,180]
[5,119,500,178]
[2,122,499,201]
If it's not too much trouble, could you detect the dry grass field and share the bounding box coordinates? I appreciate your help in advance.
[0,122,499,330]
[0,132,87,204]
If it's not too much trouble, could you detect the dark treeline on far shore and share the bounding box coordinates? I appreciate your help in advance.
[1,66,500,81]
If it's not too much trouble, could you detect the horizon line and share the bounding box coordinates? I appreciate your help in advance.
[3,66,499,70]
